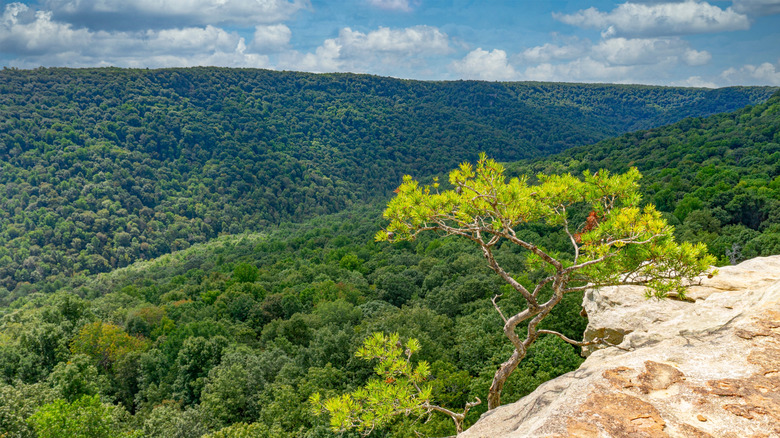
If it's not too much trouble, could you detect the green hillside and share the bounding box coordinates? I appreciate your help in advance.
[2,79,780,437]
[0,204,588,437]
[509,90,780,265]
[0,67,775,292]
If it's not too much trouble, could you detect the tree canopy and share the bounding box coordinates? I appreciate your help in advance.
[377,154,714,409]
[0,67,772,296]
[0,69,775,437]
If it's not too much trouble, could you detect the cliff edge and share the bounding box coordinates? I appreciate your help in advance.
[461,255,780,438]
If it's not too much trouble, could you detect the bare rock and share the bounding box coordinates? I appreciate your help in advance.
[461,256,780,438]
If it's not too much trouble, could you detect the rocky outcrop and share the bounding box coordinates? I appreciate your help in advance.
[461,256,780,438]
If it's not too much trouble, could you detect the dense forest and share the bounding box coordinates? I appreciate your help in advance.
[0,67,775,295]
[1,68,780,437]
[510,90,780,266]
[1,205,589,437]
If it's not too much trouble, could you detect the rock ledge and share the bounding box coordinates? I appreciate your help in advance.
[461,256,780,438]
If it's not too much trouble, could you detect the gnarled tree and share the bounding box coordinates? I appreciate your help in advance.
[376,154,714,410]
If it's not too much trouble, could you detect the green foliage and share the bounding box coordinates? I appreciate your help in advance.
[0,382,57,438]
[378,154,714,409]
[510,91,780,265]
[232,263,259,284]
[46,354,107,402]
[203,422,276,438]
[27,395,120,438]
[140,403,208,438]
[379,154,714,299]
[312,332,434,434]
[174,336,228,406]
[0,67,772,296]
[70,322,148,372]
[0,78,776,436]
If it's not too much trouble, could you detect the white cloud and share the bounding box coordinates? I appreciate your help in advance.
[592,37,683,65]
[251,24,291,52]
[721,60,780,85]
[513,36,715,84]
[1,3,270,68]
[671,75,718,87]
[145,26,243,54]
[1,3,91,55]
[43,0,308,28]
[555,1,750,37]
[366,0,417,12]
[451,48,517,81]
[338,26,450,56]
[731,0,780,16]
[519,36,709,68]
[280,25,451,73]
[682,48,712,65]
[283,38,342,72]
[519,42,584,63]
[522,57,635,83]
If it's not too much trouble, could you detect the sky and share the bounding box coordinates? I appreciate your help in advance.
[1,0,779,87]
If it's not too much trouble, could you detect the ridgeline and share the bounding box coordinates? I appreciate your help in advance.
[0,67,775,292]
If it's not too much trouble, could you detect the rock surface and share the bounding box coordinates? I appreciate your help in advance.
[460,256,780,438]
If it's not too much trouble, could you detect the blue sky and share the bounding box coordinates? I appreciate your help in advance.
[1,0,779,86]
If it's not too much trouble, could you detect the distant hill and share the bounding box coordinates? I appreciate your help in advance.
[509,90,780,265]
[0,67,776,291]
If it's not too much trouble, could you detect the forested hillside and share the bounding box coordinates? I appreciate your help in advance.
[0,67,775,293]
[510,90,780,265]
[1,68,779,437]
[1,205,589,437]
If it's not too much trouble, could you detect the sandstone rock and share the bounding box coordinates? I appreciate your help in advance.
[461,256,780,438]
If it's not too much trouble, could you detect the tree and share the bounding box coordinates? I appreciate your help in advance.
[27,395,120,438]
[311,332,480,435]
[46,354,107,402]
[376,154,714,410]
[69,322,148,373]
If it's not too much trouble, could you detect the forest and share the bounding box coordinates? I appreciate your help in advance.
[0,67,775,294]
[0,68,779,437]
[510,90,780,266]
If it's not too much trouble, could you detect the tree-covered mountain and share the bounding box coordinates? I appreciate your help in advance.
[0,67,775,293]
[1,205,588,437]
[509,90,780,266]
[2,68,780,437]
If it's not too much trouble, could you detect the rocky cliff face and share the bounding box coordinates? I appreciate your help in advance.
[461,256,780,438]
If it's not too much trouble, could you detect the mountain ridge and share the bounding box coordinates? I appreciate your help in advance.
[2,67,774,292]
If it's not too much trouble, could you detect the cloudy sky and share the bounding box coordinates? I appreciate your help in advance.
[1,0,779,87]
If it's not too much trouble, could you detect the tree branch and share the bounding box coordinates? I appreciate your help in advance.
[482,245,536,306]
[538,329,631,351]
[492,294,508,324]
[561,209,580,265]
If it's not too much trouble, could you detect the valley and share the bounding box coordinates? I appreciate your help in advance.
[0,68,778,437]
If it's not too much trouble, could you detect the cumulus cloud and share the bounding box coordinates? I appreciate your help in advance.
[682,48,711,65]
[251,24,292,52]
[451,48,517,81]
[43,0,308,30]
[338,26,450,55]
[1,3,92,55]
[281,25,451,73]
[519,36,709,68]
[0,3,270,68]
[555,1,750,38]
[731,0,780,16]
[671,75,718,88]
[592,37,684,65]
[721,60,780,85]
[366,0,417,12]
[519,42,584,63]
[522,57,634,83]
